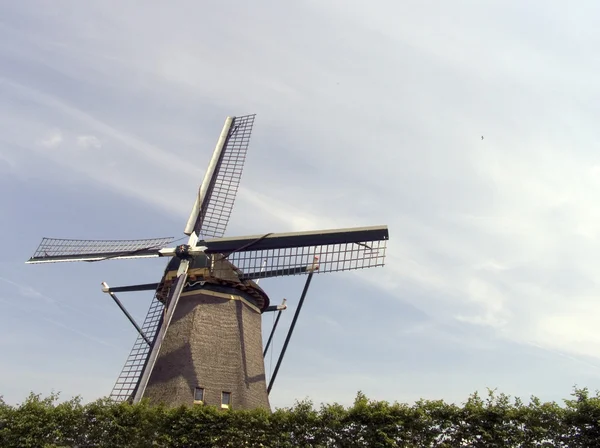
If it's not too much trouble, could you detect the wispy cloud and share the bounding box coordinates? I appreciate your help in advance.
[0,276,55,304]
[76,135,101,150]
[40,316,116,348]
[0,276,115,326]
[38,128,63,148]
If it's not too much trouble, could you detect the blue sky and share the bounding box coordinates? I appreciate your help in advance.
[2,0,600,409]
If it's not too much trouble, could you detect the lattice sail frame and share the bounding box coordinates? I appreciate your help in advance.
[109,276,174,402]
[27,237,174,263]
[197,114,255,239]
[220,240,387,279]
[204,226,389,280]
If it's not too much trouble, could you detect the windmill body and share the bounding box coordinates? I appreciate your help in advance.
[26,114,389,411]
[139,255,272,409]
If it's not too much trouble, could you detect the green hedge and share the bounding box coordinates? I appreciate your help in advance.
[1,388,599,447]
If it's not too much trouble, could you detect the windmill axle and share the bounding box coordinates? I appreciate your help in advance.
[175,244,192,259]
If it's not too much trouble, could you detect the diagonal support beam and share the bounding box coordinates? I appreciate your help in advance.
[267,257,318,394]
[101,282,151,346]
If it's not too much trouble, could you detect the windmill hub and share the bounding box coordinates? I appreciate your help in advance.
[174,244,193,260]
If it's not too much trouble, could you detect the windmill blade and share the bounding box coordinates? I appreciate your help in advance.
[26,237,174,264]
[131,264,189,404]
[184,114,256,239]
[206,225,389,279]
[109,263,175,402]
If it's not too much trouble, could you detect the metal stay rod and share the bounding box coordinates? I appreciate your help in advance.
[267,257,319,394]
[101,282,151,346]
[263,299,287,358]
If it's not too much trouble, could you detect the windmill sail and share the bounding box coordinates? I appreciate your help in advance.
[131,267,190,403]
[205,225,389,279]
[109,268,174,402]
[26,237,174,264]
[187,114,256,239]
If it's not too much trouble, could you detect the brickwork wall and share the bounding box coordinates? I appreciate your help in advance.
[144,285,270,411]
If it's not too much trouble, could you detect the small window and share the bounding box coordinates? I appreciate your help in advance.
[221,391,231,409]
[194,387,204,404]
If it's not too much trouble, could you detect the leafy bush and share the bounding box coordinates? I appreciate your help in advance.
[0,388,599,447]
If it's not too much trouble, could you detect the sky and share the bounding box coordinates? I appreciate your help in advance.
[2,0,600,409]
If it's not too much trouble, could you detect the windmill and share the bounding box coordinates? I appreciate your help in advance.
[26,114,389,410]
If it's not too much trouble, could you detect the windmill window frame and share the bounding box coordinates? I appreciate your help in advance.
[221,391,232,409]
[194,387,205,404]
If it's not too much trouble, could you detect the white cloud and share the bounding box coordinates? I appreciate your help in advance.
[38,128,63,148]
[76,134,102,149]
